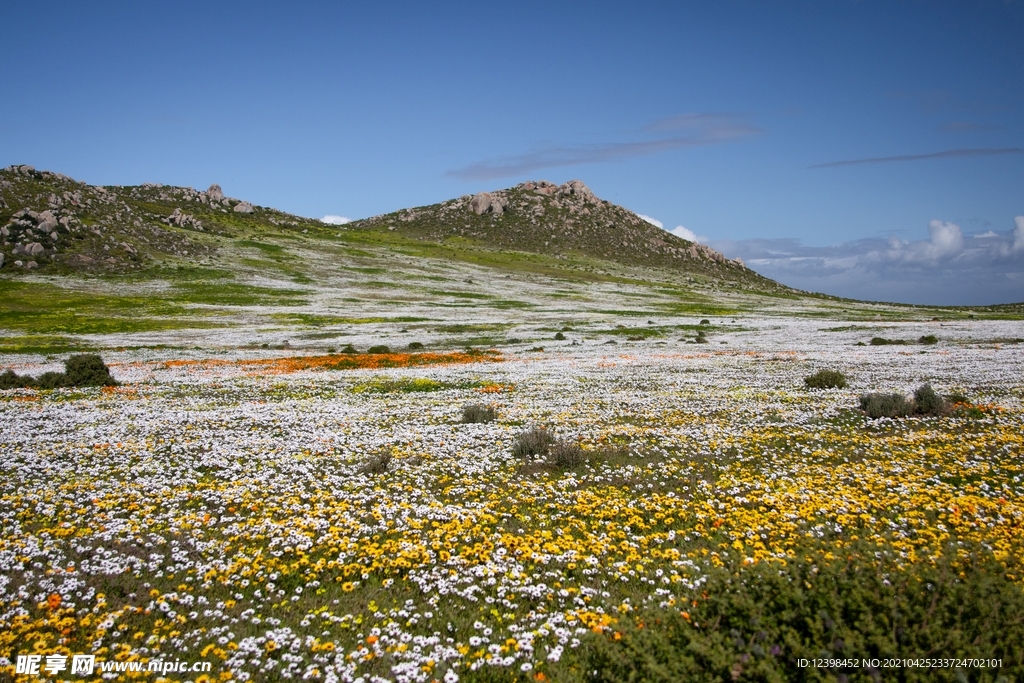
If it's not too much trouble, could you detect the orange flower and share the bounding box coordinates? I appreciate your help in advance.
[47,593,62,610]
[366,635,378,644]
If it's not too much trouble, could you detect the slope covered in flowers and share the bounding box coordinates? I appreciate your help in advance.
[1,317,1022,682]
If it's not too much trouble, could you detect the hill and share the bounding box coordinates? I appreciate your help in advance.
[0,165,781,291]
[351,179,762,282]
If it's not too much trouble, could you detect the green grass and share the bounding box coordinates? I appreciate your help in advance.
[351,377,483,393]
[0,280,219,335]
[171,282,309,306]
[272,313,430,326]
[236,239,285,255]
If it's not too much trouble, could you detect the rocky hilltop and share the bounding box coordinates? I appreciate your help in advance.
[353,179,751,279]
[0,164,318,273]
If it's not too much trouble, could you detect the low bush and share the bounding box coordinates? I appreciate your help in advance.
[0,354,117,390]
[366,344,390,354]
[63,353,118,386]
[554,332,566,340]
[407,341,424,350]
[869,337,907,346]
[461,403,497,423]
[859,392,914,418]
[0,369,34,389]
[511,427,555,460]
[548,439,585,468]
[359,447,393,474]
[804,369,847,389]
[859,383,949,418]
[918,334,938,345]
[582,540,1024,682]
[914,383,948,415]
[340,344,358,354]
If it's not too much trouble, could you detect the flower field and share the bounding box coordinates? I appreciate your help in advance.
[2,317,1023,682]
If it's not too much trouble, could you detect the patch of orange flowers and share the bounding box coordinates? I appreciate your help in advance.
[164,350,503,375]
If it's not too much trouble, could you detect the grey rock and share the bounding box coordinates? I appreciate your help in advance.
[1,226,9,238]
[469,192,492,215]
[0,253,4,268]
[559,180,595,201]
[26,242,44,256]
[14,260,23,267]
[37,210,58,233]
[0,197,7,209]
[207,184,224,201]
[233,201,254,214]
[25,261,37,269]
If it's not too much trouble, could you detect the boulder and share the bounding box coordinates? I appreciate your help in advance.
[0,253,4,268]
[26,242,44,256]
[469,192,492,215]
[207,184,224,201]
[37,210,58,233]
[233,201,254,214]
[559,180,595,201]
[25,261,37,269]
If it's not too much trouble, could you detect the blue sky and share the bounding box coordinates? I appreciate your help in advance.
[2,1,1022,304]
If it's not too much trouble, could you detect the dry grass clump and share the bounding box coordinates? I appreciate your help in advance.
[548,439,586,468]
[461,403,497,423]
[359,447,393,474]
[511,427,555,460]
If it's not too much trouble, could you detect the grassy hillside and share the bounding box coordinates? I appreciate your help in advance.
[1,165,1019,357]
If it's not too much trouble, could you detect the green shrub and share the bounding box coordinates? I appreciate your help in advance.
[511,427,555,460]
[36,371,69,389]
[366,344,391,354]
[869,337,907,346]
[804,369,847,389]
[583,540,1024,682]
[63,353,117,387]
[554,332,566,340]
[859,392,913,418]
[699,319,710,325]
[461,403,497,424]
[914,383,947,415]
[918,334,938,345]
[408,341,424,350]
[0,369,34,389]
[341,344,358,354]
[0,354,117,390]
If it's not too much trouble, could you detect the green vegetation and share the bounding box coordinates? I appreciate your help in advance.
[581,539,1024,683]
[0,353,117,389]
[869,337,908,346]
[804,369,848,389]
[859,383,950,418]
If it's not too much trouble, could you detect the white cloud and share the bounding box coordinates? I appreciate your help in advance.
[974,230,999,238]
[883,219,964,264]
[637,214,663,229]
[670,225,698,242]
[708,216,1024,305]
[321,215,351,225]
